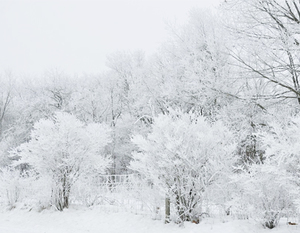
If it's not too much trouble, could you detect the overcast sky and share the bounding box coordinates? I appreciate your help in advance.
[0,0,221,76]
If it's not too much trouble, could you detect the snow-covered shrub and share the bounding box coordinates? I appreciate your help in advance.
[0,167,53,211]
[261,117,300,188]
[71,173,114,207]
[29,175,53,211]
[11,112,112,211]
[124,174,163,217]
[258,117,300,225]
[130,110,236,224]
[202,177,237,219]
[228,116,300,229]
[0,167,22,209]
[231,164,295,229]
[0,140,11,168]
[71,177,99,207]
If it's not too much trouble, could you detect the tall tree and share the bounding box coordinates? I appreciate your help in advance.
[0,72,14,140]
[150,9,234,118]
[224,0,300,107]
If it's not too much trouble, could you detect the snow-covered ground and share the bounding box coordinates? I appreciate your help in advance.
[0,206,299,233]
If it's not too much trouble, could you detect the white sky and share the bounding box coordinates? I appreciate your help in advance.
[0,0,221,76]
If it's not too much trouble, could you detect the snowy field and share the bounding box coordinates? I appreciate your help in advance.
[0,206,299,233]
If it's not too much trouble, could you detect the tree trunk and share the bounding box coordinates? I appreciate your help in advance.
[165,196,170,224]
[62,174,71,209]
[0,120,2,139]
[52,174,71,211]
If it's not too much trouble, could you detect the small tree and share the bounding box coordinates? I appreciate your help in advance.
[230,116,300,229]
[232,163,295,229]
[130,110,235,224]
[12,112,111,210]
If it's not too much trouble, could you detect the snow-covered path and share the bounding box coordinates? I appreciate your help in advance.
[0,207,299,233]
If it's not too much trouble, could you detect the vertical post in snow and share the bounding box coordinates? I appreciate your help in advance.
[165,196,170,224]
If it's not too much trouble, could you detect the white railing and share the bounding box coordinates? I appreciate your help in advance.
[71,173,163,217]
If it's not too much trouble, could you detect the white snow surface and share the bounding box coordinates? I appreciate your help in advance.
[0,206,299,233]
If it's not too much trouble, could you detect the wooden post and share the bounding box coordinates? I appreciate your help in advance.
[165,196,170,224]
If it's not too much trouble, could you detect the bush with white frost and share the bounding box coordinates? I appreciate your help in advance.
[11,112,111,211]
[231,163,295,229]
[130,110,236,224]
[0,167,22,209]
[230,117,300,229]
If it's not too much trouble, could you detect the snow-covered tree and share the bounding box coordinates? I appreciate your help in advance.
[219,100,269,170]
[231,163,295,229]
[149,9,234,118]
[260,116,300,192]
[130,110,236,224]
[12,112,111,210]
[223,0,300,107]
[0,72,15,140]
[230,116,300,229]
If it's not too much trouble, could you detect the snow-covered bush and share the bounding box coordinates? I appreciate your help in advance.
[261,117,300,190]
[11,112,112,211]
[0,140,11,168]
[123,174,163,217]
[0,166,53,211]
[229,117,300,229]
[0,167,22,209]
[130,110,236,224]
[231,164,295,229]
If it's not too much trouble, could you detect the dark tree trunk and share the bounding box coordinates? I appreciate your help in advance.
[165,197,170,224]
[52,174,71,211]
